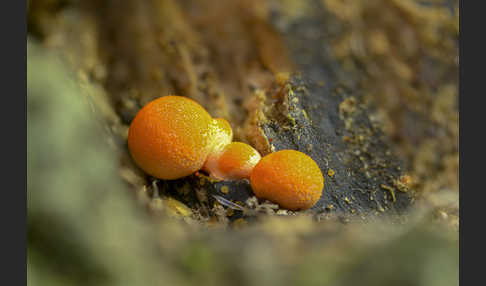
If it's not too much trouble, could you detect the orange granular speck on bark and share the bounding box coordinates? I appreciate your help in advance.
[250,150,324,211]
[328,169,335,177]
[128,95,216,180]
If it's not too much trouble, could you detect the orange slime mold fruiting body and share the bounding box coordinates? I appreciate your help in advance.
[128,96,217,180]
[250,150,324,211]
[203,142,261,180]
[208,118,233,154]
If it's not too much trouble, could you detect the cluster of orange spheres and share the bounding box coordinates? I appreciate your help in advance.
[128,96,324,210]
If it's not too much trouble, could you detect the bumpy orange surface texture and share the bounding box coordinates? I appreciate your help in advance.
[128,96,215,180]
[204,142,261,180]
[250,150,324,210]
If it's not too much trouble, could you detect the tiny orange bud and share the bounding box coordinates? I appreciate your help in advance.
[208,117,233,154]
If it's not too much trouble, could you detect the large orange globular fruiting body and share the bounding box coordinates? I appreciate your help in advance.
[128,95,226,180]
[203,142,261,180]
[250,150,324,210]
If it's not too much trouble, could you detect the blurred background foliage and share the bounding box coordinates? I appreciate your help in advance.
[27,0,458,285]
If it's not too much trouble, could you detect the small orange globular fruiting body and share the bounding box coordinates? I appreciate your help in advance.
[203,142,261,180]
[208,117,233,154]
[250,150,324,210]
[128,95,220,180]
